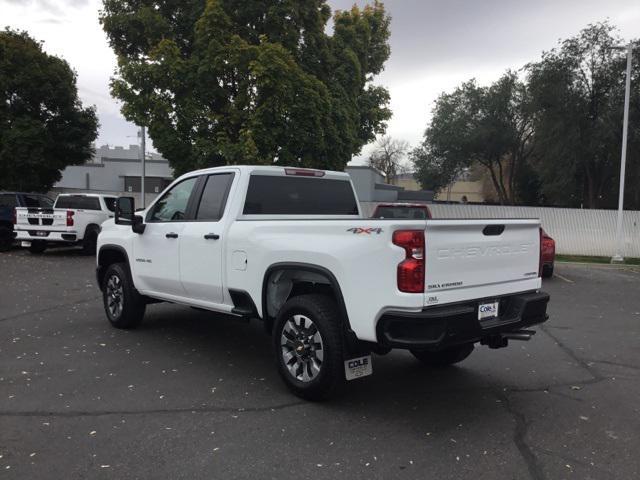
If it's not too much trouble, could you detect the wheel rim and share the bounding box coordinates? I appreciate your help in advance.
[280,314,324,383]
[106,274,124,318]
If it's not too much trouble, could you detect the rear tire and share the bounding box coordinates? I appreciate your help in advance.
[82,228,98,255]
[0,226,12,252]
[102,262,145,329]
[411,343,474,367]
[542,264,554,278]
[273,294,345,401]
[29,241,47,254]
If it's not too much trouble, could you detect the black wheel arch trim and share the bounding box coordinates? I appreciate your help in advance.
[261,262,359,350]
[97,244,132,291]
[84,223,101,238]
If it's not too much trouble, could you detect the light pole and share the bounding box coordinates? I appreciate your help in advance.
[139,126,146,208]
[612,44,634,263]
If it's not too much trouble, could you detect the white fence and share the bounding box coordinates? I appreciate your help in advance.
[361,202,640,257]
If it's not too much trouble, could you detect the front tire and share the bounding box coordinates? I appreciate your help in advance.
[29,241,46,254]
[273,295,345,401]
[411,343,474,367]
[102,262,145,329]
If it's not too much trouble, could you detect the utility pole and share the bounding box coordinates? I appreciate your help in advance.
[612,44,633,263]
[139,126,146,208]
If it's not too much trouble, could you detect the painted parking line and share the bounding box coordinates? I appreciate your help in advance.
[553,272,574,283]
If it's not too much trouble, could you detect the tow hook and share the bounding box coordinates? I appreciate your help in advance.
[481,329,536,349]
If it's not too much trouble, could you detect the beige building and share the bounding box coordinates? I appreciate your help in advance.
[434,180,485,203]
[391,173,485,203]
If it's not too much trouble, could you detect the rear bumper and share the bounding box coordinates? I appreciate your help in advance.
[15,229,78,243]
[376,291,549,350]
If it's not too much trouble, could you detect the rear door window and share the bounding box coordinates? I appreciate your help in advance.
[54,196,101,210]
[195,173,234,221]
[243,176,358,215]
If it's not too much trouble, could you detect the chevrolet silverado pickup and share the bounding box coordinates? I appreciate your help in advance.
[14,193,116,254]
[97,166,549,400]
[0,192,54,251]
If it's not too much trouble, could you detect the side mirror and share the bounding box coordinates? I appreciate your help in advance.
[115,197,135,225]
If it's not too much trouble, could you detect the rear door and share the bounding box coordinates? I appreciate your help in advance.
[179,172,235,304]
[133,176,199,296]
[424,219,541,305]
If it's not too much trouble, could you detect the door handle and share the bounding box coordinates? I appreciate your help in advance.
[165,232,179,239]
[204,233,220,240]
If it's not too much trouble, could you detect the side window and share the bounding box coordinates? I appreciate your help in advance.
[103,197,116,212]
[0,194,17,208]
[148,177,197,222]
[196,173,234,221]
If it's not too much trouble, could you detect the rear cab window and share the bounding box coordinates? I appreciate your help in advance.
[243,175,359,215]
[54,196,101,210]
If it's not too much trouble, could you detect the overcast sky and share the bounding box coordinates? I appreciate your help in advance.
[2,0,639,163]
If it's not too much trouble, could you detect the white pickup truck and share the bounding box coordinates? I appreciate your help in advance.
[15,193,117,254]
[97,166,549,400]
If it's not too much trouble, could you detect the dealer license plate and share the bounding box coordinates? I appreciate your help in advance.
[344,355,372,381]
[478,301,499,321]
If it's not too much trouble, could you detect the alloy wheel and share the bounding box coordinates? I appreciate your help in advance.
[280,314,324,382]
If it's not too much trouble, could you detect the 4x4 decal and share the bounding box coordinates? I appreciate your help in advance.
[347,227,383,235]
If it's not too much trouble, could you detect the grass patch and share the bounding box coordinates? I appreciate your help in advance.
[556,254,640,265]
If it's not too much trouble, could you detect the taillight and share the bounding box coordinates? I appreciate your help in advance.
[393,230,425,293]
[66,210,74,227]
[538,228,543,277]
[12,208,17,225]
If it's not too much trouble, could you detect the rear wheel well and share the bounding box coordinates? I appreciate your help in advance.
[97,247,128,289]
[262,265,351,339]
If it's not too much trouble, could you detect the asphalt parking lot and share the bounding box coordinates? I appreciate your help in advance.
[1,249,639,480]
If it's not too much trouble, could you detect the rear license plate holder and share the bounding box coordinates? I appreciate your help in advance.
[478,301,499,322]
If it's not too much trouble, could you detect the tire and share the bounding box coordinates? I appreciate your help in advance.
[273,294,345,401]
[0,226,12,252]
[29,241,47,254]
[102,262,146,329]
[411,343,474,367]
[542,263,554,278]
[82,227,98,255]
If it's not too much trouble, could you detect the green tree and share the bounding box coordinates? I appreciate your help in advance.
[527,22,640,208]
[0,29,98,192]
[412,72,535,204]
[100,0,392,175]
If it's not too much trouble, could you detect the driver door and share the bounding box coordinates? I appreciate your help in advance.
[132,176,198,297]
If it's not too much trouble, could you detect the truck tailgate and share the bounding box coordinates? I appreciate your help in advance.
[15,207,68,230]
[424,219,541,305]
